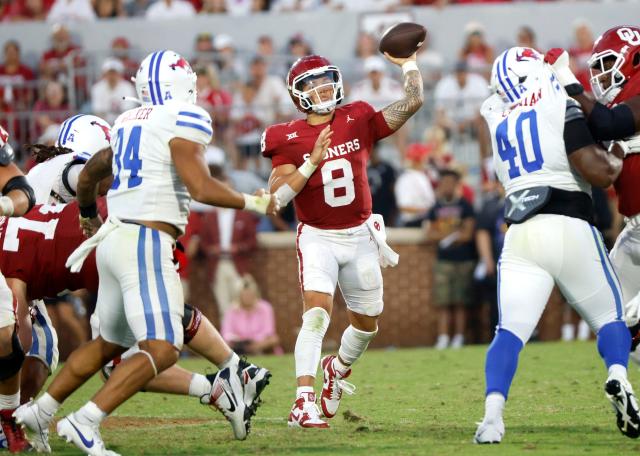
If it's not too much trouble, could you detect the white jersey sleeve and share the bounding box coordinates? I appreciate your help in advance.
[173,104,213,146]
[26,152,84,204]
[481,66,590,197]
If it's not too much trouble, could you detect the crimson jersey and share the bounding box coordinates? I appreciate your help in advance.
[262,101,394,229]
[0,202,98,300]
[612,74,640,217]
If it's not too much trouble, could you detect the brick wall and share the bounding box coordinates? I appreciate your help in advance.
[187,228,565,352]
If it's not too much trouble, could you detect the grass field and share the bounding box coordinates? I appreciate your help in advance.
[39,341,640,455]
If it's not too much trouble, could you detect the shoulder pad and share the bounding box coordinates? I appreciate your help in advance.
[0,143,15,167]
[565,98,585,123]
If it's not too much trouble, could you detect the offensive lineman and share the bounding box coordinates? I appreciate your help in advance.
[262,52,423,428]
[545,27,640,344]
[0,125,36,453]
[474,47,640,444]
[15,50,278,455]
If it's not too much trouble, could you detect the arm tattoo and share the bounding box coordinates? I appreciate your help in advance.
[382,69,424,131]
[76,147,113,207]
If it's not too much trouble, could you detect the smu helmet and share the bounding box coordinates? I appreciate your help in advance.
[134,50,197,105]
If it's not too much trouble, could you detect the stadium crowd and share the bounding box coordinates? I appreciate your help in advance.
[0,13,618,353]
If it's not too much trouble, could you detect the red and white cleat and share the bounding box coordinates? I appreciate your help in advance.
[288,392,329,429]
[0,408,31,453]
[320,355,355,419]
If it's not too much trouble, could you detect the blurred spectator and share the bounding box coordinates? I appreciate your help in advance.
[271,0,324,12]
[124,0,150,16]
[200,0,226,13]
[349,56,401,110]
[458,22,493,78]
[256,35,287,78]
[192,32,215,68]
[0,41,35,111]
[286,33,313,69]
[249,55,293,124]
[214,34,243,90]
[475,180,505,334]
[221,274,281,355]
[91,58,136,124]
[33,80,70,137]
[416,33,444,89]
[423,125,453,178]
[47,0,96,22]
[2,0,53,21]
[94,0,125,18]
[569,19,595,92]
[110,36,138,81]
[330,0,402,11]
[199,167,259,317]
[230,80,265,171]
[195,64,232,140]
[38,123,61,146]
[39,24,88,103]
[352,31,378,80]
[224,0,265,15]
[516,25,538,51]
[433,60,488,137]
[145,0,196,20]
[368,144,397,226]
[395,143,435,227]
[425,169,476,350]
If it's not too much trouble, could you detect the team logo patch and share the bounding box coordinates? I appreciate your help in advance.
[287,132,298,140]
[170,57,191,72]
[374,221,381,231]
[516,48,540,62]
[346,115,354,123]
[91,121,111,142]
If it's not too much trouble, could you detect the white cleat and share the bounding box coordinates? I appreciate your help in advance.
[474,417,505,444]
[13,401,52,453]
[605,374,640,438]
[288,393,329,429]
[57,413,120,456]
[207,367,250,440]
[320,355,355,419]
[239,359,272,414]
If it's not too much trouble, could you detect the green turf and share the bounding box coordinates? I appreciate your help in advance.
[42,341,640,455]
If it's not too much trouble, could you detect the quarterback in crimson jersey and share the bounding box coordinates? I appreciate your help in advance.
[263,52,423,428]
[545,26,640,339]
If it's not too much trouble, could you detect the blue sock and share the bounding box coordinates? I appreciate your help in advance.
[485,329,524,399]
[597,321,631,369]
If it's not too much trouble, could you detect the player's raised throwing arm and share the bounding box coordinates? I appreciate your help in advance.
[267,125,333,205]
[380,52,424,131]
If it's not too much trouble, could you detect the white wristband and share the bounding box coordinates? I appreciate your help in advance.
[298,159,317,179]
[0,196,14,216]
[402,61,419,75]
[243,193,270,215]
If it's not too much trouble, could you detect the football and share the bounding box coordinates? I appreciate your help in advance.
[378,22,427,58]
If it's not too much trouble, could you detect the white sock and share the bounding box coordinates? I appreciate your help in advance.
[295,307,330,378]
[36,392,61,418]
[296,386,315,401]
[219,351,240,371]
[75,401,107,426]
[337,325,377,368]
[609,363,628,379]
[188,373,212,399]
[484,392,505,422]
[0,392,19,410]
[334,356,350,376]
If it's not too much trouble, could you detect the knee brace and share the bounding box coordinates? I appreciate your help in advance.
[182,303,202,345]
[0,328,25,381]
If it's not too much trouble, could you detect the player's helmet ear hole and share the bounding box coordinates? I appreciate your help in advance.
[518,76,527,84]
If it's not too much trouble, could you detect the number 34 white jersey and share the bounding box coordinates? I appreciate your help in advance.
[481,66,590,196]
[107,102,213,233]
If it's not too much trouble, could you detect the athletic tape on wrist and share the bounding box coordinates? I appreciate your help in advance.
[275,184,297,205]
[0,196,14,216]
[402,61,419,75]
[243,193,270,214]
[298,159,317,179]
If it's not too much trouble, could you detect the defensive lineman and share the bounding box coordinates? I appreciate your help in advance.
[15,50,278,455]
[474,47,640,443]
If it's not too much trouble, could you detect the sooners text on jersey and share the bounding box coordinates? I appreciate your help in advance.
[262,101,393,229]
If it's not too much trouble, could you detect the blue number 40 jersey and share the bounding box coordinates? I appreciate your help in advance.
[481,66,590,197]
[107,102,213,234]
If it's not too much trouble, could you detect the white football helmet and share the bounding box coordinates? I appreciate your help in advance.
[134,50,197,105]
[490,47,544,103]
[56,114,112,161]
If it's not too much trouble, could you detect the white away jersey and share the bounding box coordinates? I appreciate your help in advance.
[481,66,590,196]
[27,152,86,204]
[107,102,213,233]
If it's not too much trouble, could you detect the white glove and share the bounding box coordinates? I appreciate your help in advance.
[545,48,580,88]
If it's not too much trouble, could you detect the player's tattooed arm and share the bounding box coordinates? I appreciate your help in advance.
[76,146,113,208]
[381,54,424,131]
